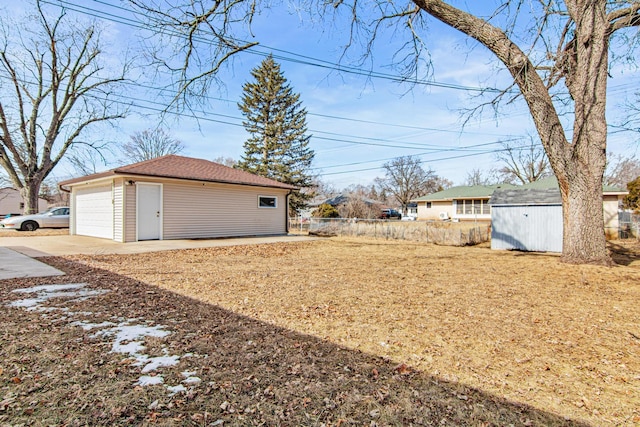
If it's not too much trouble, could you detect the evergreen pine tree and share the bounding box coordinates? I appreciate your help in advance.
[236,55,315,214]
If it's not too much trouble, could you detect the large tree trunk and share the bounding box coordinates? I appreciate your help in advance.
[19,180,42,215]
[555,2,611,264]
[559,167,609,264]
[413,0,613,264]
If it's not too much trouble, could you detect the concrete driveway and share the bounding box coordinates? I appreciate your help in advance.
[0,233,317,258]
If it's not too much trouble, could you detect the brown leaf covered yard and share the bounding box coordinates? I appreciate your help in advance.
[1,236,639,426]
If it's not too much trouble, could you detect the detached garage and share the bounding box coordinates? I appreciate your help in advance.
[59,155,297,242]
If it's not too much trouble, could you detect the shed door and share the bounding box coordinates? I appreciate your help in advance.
[492,205,563,252]
[75,184,114,239]
[137,183,162,241]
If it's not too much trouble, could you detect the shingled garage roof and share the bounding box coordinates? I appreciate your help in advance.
[489,188,563,206]
[59,155,299,190]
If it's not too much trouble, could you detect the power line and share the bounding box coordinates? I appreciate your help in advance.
[40,0,534,140]
[319,149,513,176]
[45,0,510,94]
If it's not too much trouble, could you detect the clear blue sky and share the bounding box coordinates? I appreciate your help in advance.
[31,1,640,188]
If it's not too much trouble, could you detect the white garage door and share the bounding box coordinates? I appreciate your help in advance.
[75,184,113,239]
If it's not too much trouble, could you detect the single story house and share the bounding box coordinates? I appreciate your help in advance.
[411,184,516,222]
[58,155,298,242]
[405,202,418,219]
[489,180,628,252]
[0,187,48,217]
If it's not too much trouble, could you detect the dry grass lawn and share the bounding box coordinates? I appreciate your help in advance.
[1,236,639,426]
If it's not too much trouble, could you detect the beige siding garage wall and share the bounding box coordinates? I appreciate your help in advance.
[162,181,289,239]
[124,183,137,242]
[113,179,124,242]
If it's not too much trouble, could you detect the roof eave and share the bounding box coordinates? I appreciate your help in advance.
[60,171,298,191]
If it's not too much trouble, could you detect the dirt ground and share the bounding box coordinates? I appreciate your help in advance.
[1,236,639,426]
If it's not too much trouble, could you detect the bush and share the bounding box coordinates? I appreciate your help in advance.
[313,203,340,218]
[624,177,640,213]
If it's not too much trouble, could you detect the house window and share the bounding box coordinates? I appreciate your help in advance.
[258,195,277,208]
[464,200,473,214]
[426,202,432,209]
[482,199,491,214]
[455,199,490,215]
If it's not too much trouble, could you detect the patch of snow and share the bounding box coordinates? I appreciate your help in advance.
[9,283,108,311]
[138,355,180,373]
[12,283,87,293]
[93,323,171,355]
[9,298,44,308]
[137,375,164,386]
[182,376,202,385]
[7,281,201,396]
[115,341,146,355]
[166,384,187,395]
[71,321,115,331]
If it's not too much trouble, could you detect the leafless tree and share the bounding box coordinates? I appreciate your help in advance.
[464,168,500,186]
[604,154,640,189]
[121,128,185,163]
[212,156,237,168]
[67,146,113,176]
[339,197,380,219]
[0,1,127,213]
[495,138,552,185]
[128,0,259,110]
[129,0,640,264]
[375,155,445,214]
[39,178,70,207]
[312,178,338,201]
[408,1,640,264]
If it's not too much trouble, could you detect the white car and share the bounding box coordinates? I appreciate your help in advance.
[1,207,70,231]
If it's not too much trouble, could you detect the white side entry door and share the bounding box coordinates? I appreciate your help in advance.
[136,183,162,241]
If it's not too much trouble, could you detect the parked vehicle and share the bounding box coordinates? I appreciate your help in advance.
[379,208,402,219]
[0,207,69,231]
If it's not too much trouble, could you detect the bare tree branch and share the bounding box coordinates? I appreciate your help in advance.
[0,0,128,213]
[375,155,447,213]
[120,128,185,163]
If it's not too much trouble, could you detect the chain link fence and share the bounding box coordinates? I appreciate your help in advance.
[619,212,639,240]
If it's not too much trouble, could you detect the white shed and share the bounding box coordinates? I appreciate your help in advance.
[58,155,298,242]
[489,189,564,252]
[489,177,628,252]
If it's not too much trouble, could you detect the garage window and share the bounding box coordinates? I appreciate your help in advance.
[258,196,277,208]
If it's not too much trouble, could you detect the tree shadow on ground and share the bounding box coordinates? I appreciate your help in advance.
[0,257,588,426]
[607,240,640,266]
